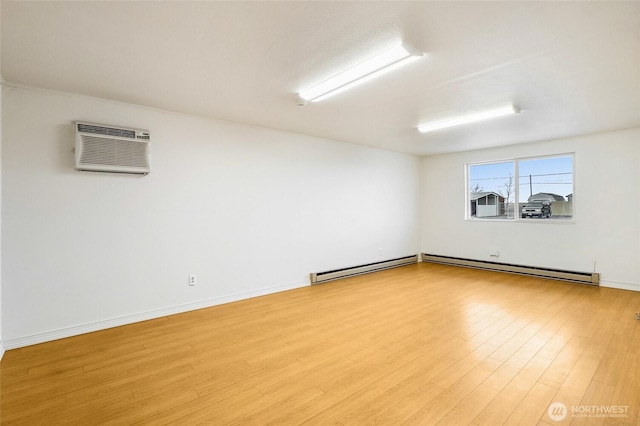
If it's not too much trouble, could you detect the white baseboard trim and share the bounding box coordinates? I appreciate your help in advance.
[3,280,309,350]
[600,279,640,292]
[0,341,5,362]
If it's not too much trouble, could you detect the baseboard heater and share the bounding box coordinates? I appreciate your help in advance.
[310,255,419,284]
[421,253,599,285]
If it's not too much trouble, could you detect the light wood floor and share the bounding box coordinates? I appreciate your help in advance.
[2,263,639,425]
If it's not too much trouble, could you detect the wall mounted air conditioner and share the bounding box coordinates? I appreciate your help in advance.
[74,121,151,174]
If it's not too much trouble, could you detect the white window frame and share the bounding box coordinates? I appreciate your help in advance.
[466,153,575,223]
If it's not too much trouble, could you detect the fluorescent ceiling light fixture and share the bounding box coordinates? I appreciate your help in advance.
[298,43,423,103]
[418,105,520,133]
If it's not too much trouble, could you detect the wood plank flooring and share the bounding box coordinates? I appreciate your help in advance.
[1,263,639,425]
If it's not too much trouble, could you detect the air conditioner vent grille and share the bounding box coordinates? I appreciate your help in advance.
[77,123,136,139]
[79,135,149,168]
[74,121,150,174]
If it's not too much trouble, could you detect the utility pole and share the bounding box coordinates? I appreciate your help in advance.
[529,174,533,198]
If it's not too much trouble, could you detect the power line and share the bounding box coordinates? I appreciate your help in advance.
[470,171,571,182]
[521,172,571,178]
[518,182,573,185]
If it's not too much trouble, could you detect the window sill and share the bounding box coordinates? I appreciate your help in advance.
[466,217,575,224]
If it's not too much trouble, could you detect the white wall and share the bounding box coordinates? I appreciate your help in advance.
[0,82,3,359]
[421,128,640,290]
[0,0,4,360]
[3,84,637,351]
[1,85,421,347]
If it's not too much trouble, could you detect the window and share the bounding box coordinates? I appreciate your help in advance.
[518,156,573,220]
[468,155,573,221]
[469,161,514,220]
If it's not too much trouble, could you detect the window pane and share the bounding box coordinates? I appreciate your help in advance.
[518,156,573,220]
[469,161,515,220]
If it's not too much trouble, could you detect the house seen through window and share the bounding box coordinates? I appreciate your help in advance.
[468,155,573,220]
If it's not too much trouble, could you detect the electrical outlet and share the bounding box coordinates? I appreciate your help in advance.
[489,250,500,258]
[379,248,384,257]
[189,274,197,286]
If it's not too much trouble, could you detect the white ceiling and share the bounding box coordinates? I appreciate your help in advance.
[2,1,639,156]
